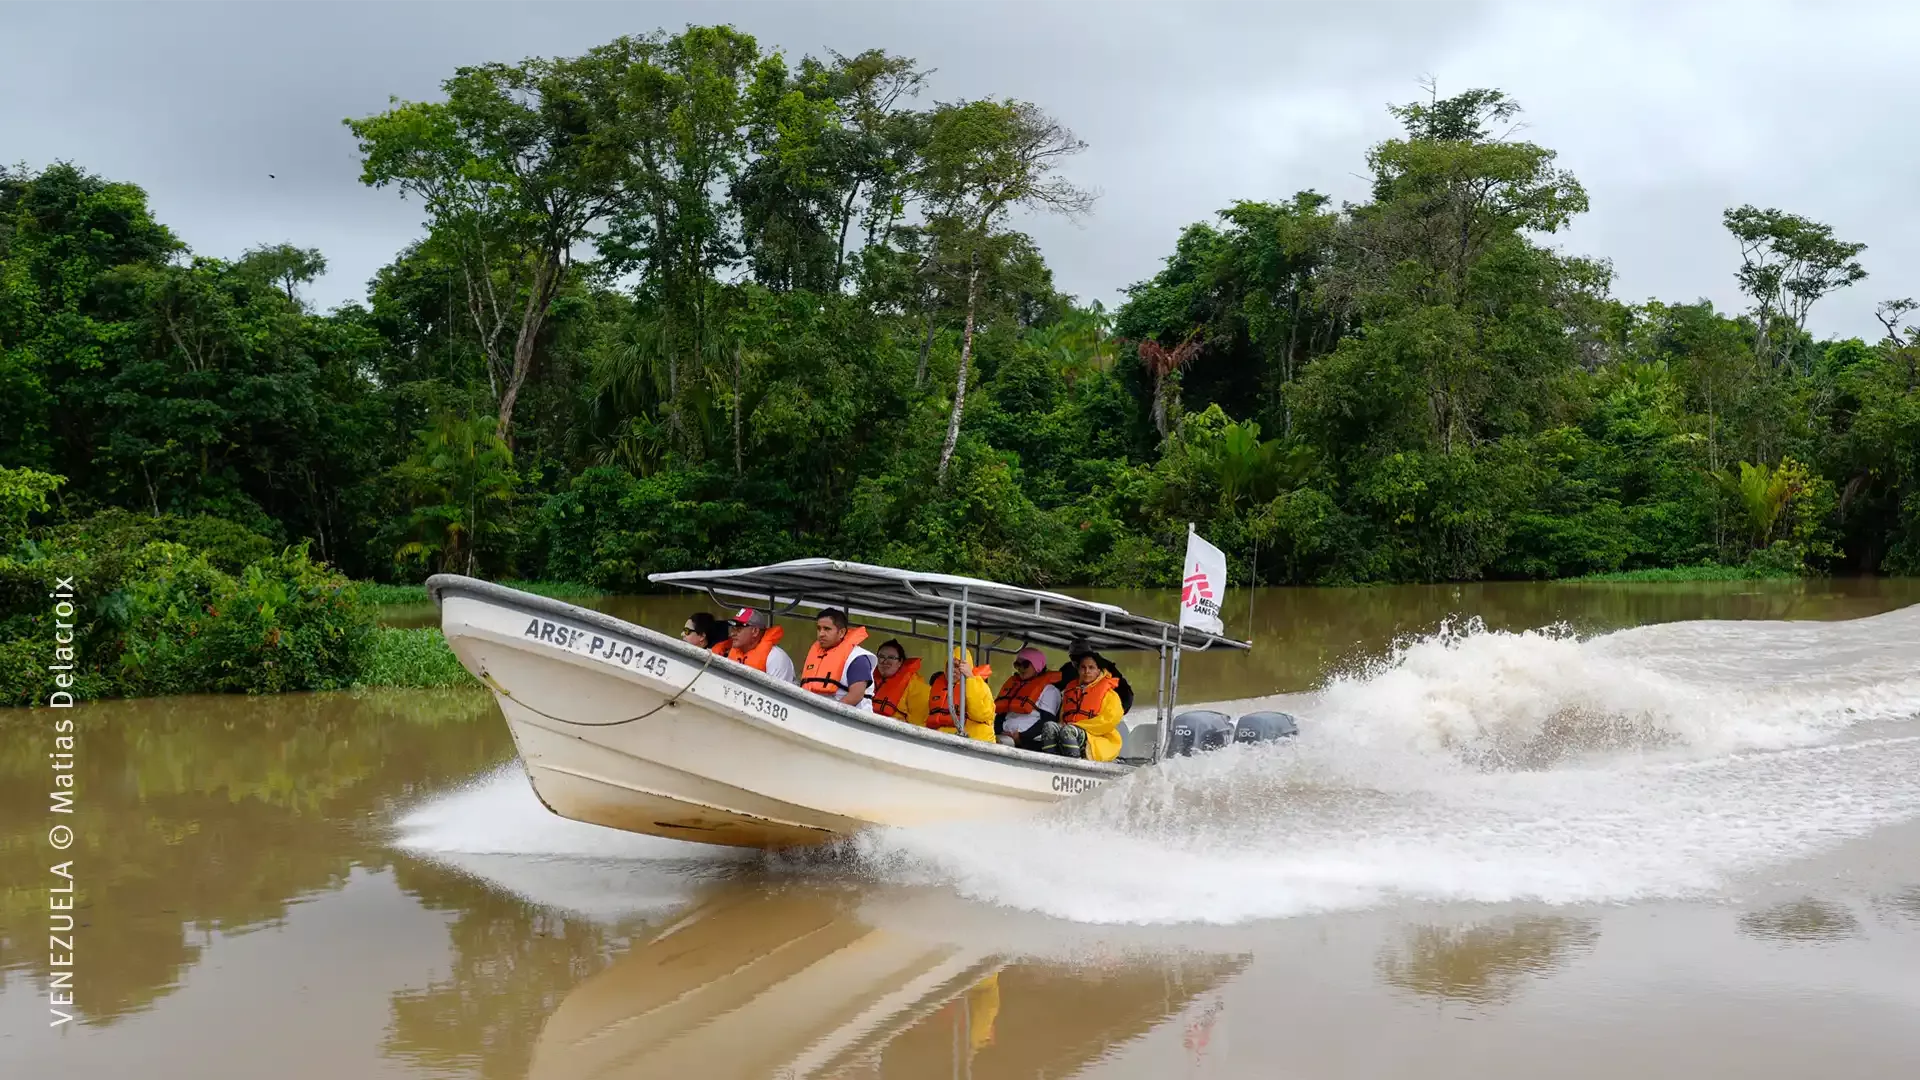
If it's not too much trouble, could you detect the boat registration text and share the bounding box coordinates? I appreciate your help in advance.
[521,618,672,679]
[722,684,791,723]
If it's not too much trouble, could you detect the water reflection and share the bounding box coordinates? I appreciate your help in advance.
[383,856,655,1080]
[1736,899,1863,943]
[526,886,1247,1080]
[386,578,1920,698]
[0,689,511,1025]
[1376,915,1601,1005]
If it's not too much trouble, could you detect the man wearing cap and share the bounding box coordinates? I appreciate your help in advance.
[993,646,1061,747]
[720,608,798,684]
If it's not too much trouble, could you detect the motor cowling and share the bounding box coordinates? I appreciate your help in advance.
[1233,710,1299,743]
[1168,710,1235,756]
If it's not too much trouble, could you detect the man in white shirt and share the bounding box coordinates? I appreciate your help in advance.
[722,608,797,684]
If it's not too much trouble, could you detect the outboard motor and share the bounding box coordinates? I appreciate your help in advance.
[1168,710,1235,756]
[1234,710,1300,744]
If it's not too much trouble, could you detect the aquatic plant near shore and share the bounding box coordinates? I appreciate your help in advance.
[1564,561,1801,583]
[357,627,477,689]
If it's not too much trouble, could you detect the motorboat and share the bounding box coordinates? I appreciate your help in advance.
[429,550,1253,850]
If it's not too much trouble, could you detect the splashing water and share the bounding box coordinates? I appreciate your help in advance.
[392,764,746,921]
[389,606,1920,926]
[850,605,1920,924]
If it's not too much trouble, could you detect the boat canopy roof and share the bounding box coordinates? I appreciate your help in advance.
[649,558,1250,654]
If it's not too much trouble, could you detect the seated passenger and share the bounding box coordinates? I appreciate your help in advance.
[800,608,875,710]
[1028,649,1124,761]
[994,646,1061,747]
[681,612,730,652]
[926,647,995,742]
[870,640,929,726]
[720,608,797,683]
[1056,636,1134,713]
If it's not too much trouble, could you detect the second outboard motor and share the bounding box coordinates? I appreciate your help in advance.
[1234,710,1300,744]
[1168,710,1235,756]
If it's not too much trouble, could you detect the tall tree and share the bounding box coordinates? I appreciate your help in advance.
[917,99,1095,484]
[600,25,769,450]
[346,43,638,446]
[233,243,327,306]
[1723,205,1867,369]
[0,163,182,472]
[734,48,928,295]
[1299,86,1597,456]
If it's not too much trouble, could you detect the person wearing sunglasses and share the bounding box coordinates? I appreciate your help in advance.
[869,640,929,727]
[716,608,798,683]
[993,646,1061,747]
[679,612,729,651]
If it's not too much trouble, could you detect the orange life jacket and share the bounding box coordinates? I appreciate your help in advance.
[871,657,923,719]
[709,639,729,656]
[994,669,1060,716]
[722,625,784,671]
[800,626,871,698]
[1060,674,1119,727]
[927,663,992,730]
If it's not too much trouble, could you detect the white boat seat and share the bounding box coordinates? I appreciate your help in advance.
[1118,720,1159,762]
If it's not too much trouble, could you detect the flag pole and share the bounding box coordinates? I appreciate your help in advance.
[1168,522,1192,720]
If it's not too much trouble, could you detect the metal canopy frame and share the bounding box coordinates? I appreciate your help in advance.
[649,558,1249,765]
[648,559,1250,655]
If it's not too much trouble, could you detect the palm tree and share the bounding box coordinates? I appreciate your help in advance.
[1138,333,1204,439]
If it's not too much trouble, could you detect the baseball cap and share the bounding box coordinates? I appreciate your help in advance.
[728,607,771,628]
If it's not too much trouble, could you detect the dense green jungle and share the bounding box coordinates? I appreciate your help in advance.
[4,25,1917,703]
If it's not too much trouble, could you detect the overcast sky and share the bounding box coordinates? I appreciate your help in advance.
[5,1,1915,338]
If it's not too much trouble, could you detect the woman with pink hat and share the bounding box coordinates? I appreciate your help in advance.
[993,646,1062,747]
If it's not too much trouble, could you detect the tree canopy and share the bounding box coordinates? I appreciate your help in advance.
[3,33,1915,593]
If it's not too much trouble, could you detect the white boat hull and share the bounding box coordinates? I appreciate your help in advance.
[431,577,1131,849]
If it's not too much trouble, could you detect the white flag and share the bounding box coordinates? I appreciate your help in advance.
[1178,525,1227,636]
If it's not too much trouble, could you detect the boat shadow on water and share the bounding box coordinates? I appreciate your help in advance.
[518,884,1250,1080]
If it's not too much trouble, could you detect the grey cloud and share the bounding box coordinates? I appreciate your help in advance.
[3,1,1911,338]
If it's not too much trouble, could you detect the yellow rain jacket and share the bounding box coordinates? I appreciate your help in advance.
[928,648,996,743]
[1060,673,1125,762]
[873,657,931,727]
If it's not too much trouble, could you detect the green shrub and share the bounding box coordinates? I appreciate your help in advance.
[114,543,373,697]
[0,527,374,705]
[47,508,278,573]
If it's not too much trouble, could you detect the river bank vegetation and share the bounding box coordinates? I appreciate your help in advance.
[4,24,1918,703]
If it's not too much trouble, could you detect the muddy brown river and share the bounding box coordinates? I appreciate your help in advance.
[5,579,1919,1078]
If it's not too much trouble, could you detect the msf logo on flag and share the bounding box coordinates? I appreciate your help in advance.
[1182,563,1214,607]
[1178,526,1227,635]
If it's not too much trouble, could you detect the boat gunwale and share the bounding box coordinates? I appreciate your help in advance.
[428,574,1133,780]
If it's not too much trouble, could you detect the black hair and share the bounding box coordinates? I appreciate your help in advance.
[1060,649,1133,712]
[686,612,728,649]
[817,608,850,630]
[874,638,908,661]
